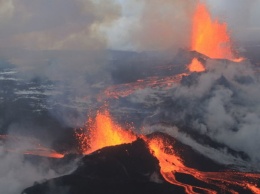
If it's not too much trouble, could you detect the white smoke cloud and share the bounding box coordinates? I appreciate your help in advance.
[0,0,119,86]
[108,0,196,52]
[204,0,260,42]
[0,137,67,194]
[127,58,260,170]
[0,0,119,51]
[0,2,118,192]
[0,0,121,129]
[0,131,80,194]
[143,124,253,170]
[0,151,54,194]
[178,60,260,163]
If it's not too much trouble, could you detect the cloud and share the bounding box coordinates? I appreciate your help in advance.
[174,59,260,159]
[0,0,121,129]
[0,0,14,20]
[0,0,120,86]
[0,0,119,50]
[106,0,260,50]
[206,0,260,42]
[127,0,196,51]
[127,58,260,169]
[0,139,59,194]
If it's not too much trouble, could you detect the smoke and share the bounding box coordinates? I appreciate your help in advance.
[106,0,260,50]
[206,0,260,42]
[1,0,259,131]
[0,151,53,194]
[1,0,119,87]
[0,136,76,194]
[0,0,120,83]
[111,0,196,52]
[105,1,260,169]
[0,2,119,191]
[0,0,122,132]
[129,58,260,170]
[0,1,260,192]
[0,0,119,50]
[144,124,251,170]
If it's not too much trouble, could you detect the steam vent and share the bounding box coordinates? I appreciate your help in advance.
[1,1,260,194]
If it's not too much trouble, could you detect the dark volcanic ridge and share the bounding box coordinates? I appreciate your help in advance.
[22,138,180,194]
[22,132,260,194]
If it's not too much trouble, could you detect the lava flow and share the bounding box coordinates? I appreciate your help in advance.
[148,136,260,194]
[101,3,246,98]
[0,135,64,159]
[77,109,260,194]
[100,73,187,99]
[188,2,243,72]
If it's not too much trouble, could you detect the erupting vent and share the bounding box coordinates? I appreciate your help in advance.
[188,2,243,72]
[76,109,137,154]
[6,1,260,194]
[75,109,260,194]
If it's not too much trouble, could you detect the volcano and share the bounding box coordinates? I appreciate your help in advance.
[22,132,260,194]
[1,1,260,194]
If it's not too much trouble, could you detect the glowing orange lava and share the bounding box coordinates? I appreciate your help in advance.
[100,73,187,99]
[24,148,64,159]
[77,109,137,154]
[191,3,233,59]
[188,58,205,72]
[75,108,260,193]
[0,135,64,159]
[148,136,215,194]
[189,2,243,72]
[147,135,260,194]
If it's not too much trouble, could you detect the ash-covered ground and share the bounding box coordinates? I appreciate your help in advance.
[0,43,260,193]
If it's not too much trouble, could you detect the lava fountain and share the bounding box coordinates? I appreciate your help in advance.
[76,108,137,154]
[188,2,243,72]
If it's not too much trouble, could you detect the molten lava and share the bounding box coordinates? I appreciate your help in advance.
[148,135,260,194]
[76,109,137,154]
[188,58,205,72]
[188,2,243,72]
[23,148,64,159]
[101,73,187,99]
[191,3,233,59]
[76,108,260,193]
[0,135,64,159]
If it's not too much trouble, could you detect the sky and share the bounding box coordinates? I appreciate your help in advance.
[108,0,260,50]
[0,0,259,52]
